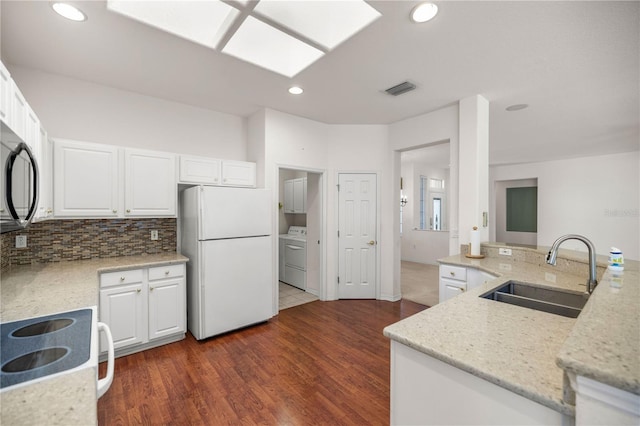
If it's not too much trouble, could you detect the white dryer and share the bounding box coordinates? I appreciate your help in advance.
[279,226,307,290]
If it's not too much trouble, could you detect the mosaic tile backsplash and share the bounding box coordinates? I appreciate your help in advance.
[1,218,177,269]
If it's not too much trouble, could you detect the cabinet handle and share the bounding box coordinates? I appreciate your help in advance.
[136,288,141,293]
[120,277,125,281]
[126,209,131,213]
[165,270,170,275]
[46,208,52,214]
[450,272,455,276]
[112,209,117,213]
[150,287,154,292]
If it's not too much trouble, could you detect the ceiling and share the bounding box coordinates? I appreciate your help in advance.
[1,1,638,166]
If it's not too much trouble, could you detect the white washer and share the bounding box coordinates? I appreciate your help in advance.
[279,226,306,289]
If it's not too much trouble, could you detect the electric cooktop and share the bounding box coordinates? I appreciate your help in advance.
[1,308,92,389]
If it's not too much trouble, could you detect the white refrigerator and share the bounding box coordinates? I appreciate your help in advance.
[180,185,273,340]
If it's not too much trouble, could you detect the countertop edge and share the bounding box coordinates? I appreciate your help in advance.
[383,328,575,416]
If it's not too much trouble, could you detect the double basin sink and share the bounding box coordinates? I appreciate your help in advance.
[480,281,589,318]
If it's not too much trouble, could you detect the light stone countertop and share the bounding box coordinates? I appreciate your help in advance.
[384,245,639,416]
[0,252,189,426]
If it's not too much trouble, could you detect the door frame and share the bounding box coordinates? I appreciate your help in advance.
[275,164,327,305]
[336,171,381,300]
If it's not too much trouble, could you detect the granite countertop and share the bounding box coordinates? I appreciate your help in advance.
[384,245,640,416]
[0,252,189,426]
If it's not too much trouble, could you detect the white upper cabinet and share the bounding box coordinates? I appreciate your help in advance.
[179,156,221,185]
[0,61,11,126]
[124,149,176,217]
[221,160,255,187]
[34,126,53,221]
[178,155,256,187]
[10,82,28,141]
[53,140,177,218]
[53,139,119,217]
[284,177,307,214]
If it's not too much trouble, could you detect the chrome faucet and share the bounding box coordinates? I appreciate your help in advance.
[546,234,598,293]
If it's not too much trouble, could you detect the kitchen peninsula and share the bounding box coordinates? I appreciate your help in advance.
[384,243,639,425]
[0,253,188,426]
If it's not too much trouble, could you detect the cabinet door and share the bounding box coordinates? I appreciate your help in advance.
[53,140,119,217]
[99,283,146,351]
[302,177,307,213]
[148,278,185,340]
[283,179,294,213]
[279,238,285,282]
[467,269,497,291]
[34,128,53,221]
[179,155,221,184]
[221,160,256,187]
[10,82,27,141]
[0,61,11,126]
[124,149,176,216]
[293,178,305,213]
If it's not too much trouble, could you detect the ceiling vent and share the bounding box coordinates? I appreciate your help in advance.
[385,81,416,96]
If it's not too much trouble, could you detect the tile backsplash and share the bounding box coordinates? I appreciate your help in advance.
[1,218,176,269]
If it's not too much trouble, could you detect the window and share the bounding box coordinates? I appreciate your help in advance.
[420,176,446,231]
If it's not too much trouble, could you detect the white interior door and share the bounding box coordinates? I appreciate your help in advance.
[338,173,377,299]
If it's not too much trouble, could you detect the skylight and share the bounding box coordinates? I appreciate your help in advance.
[106,0,381,78]
[253,0,381,51]
[107,1,239,49]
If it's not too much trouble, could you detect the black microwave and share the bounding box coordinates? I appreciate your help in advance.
[1,122,39,234]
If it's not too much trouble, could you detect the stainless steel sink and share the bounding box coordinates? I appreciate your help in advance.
[480,281,588,318]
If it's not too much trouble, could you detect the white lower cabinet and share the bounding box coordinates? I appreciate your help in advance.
[99,263,186,357]
[439,264,467,303]
[439,263,497,303]
[390,341,569,425]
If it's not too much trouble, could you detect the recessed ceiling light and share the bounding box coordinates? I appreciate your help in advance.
[411,3,438,23]
[506,104,529,111]
[288,86,304,95]
[51,2,87,22]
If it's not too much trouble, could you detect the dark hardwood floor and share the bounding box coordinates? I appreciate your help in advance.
[98,299,426,425]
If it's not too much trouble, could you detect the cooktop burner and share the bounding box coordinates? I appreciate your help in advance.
[1,309,92,389]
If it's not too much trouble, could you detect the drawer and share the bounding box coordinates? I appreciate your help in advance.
[149,264,185,281]
[100,269,144,288]
[440,264,467,281]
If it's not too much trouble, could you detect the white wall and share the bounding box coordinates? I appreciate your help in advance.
[495,178,538,246]
[9,66,246,159]
[490,151,640,260]
[401,162,450,265]
[389,104,460,254]
[253,109,395,302]
[327,124,393,300]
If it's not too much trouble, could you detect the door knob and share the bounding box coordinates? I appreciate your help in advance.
[367,240,376,246]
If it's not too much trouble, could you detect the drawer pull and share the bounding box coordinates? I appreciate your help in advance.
[150,287,154,292]
[165,270,170,275]
[120,276,125,281]
[450,272,455,276]
[112,209,117,213]
[136,288,141,293]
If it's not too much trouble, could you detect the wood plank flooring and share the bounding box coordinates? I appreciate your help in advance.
[98,299,426,425]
